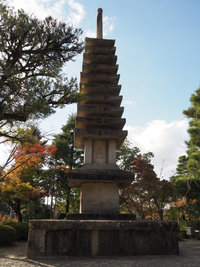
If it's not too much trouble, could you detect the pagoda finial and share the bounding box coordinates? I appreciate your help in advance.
[96,8,103,39]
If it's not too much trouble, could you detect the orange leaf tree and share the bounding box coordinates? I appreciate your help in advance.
[120,153,175,220]
[0,127,57,221]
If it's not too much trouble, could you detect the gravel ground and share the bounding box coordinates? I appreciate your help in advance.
[0,240,200,267]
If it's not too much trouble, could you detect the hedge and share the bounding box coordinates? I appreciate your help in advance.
[1,221,29,241]
[0,225,16,246]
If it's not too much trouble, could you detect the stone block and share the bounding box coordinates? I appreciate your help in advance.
[108,139,116,164]
[80,183,119,213]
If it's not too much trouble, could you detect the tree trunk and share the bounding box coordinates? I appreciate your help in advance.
[65,187,71,213]
[9,199,23,222]
[159,210,164,220]
[139,204,145,220]
[65,199,69,213]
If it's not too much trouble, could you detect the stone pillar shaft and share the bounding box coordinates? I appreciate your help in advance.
[96,8,103,39]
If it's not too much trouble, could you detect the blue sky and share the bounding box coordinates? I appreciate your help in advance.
[5,0,200,178]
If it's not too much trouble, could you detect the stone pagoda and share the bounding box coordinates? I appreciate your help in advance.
[68,8,133,215]
[27,9,179,258]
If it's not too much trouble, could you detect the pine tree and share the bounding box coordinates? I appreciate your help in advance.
[170,87,200,219]
[0,2,84,141]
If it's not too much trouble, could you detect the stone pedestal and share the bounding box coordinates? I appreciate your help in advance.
[27,220,179,257]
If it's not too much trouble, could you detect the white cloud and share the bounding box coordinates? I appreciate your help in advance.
[103,16,116,37]
[85,29,96,38]
[66,0,85,26]
[125,118,189,179]
[7,0,85,25]
[7,0,67,20]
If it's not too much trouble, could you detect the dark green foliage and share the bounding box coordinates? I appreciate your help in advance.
[178,231,188,240]
[191,220,200,230]
[0,203,10,214]
[69,188,81,213]
[176,155,188,177]
[53,114,84,169]
[0,225,16,245]
[183,87,200,179]
[1,221,29,240]
[171,86,200,219]
[49,114,83,213]
[0,2,84,140]
[21,198,50,222]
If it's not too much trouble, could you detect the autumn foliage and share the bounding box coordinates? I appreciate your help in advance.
[120,155,174,220]
[0,141,57,221]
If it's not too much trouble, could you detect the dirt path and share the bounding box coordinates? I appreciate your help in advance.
[0,240,200,267]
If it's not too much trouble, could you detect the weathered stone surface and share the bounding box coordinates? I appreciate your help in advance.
[80,183,119,213]
[27,229,46,258]
[27,220,179,257]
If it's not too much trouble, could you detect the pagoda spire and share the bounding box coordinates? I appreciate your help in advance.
[96,8,103,39]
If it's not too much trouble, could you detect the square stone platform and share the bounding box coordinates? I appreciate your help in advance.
[27,219,179,257]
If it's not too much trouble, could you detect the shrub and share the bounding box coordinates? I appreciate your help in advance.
[1,215,29,240]
[178,230,188,240]
[0,225,16,246]
[1,221,29,241]
[179,220,188,231]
